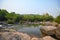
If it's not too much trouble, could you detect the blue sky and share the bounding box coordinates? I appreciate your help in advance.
[0,0,60,17]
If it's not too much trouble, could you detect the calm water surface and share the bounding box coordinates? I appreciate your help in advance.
[13,24,42,37]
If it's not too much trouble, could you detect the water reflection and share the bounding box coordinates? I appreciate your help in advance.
[13,24,42,37]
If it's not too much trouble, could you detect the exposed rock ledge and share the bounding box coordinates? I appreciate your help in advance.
[0,31,57,40]
[0,26,56,40]
[0,32,31,40]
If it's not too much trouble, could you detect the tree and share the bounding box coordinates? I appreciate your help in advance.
[28,15,35,22]
[15,14,23,23]
[55,15,60,24]
[0,9,8,21]
[5,12,17,24]
[22,15,29,21]
[0,9,55,24]
[42,13,54,21]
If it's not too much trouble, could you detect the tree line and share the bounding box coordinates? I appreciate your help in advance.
[0,9,60,24]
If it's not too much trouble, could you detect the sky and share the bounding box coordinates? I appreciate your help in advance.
[0,0,60,17]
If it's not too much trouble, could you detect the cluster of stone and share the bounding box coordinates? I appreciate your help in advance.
[40,26,60,40]
[0,32,57,40]
[0,25,60,40]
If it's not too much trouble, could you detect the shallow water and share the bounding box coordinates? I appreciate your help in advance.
[12,24,42,37]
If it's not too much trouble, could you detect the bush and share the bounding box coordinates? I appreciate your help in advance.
[55,15,60,24]
[7,20,14,24]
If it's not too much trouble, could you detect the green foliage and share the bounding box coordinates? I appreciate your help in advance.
[55,15,60,24]
[0,9,8,21]
[42,13,54,21]
[7,19,14,24]
[14,14,22,23]
[0,9,55,24]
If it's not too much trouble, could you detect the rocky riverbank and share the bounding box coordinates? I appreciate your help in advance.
[0,32,57,40]
[0,25,60,40]
[0,32,31,40]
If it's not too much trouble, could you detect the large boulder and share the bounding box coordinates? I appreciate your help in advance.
[40,26,57,36]
[55,26,60,39]
[0,32,31,40]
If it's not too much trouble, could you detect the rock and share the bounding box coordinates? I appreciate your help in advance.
[51,22,58,26]
[41,26,57,31]
[31,37,42,40]
[42,36,56,40]
[43,22,52,26]
[58,24,60,27]
[40,26,57,36]
[55,26,60,39]
[17,32,31,40]
[0,32,21,40]
[0,32,31,40]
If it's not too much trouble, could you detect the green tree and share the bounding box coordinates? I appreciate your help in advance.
[5,12,17,24]
[15,14,23,23]
[22,15,29,21]
[42,13,54,21]
[0,9,8,21]
[55,15,60,24]
[28,15,35,22]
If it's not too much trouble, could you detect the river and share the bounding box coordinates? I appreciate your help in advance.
[9,24,42,37]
